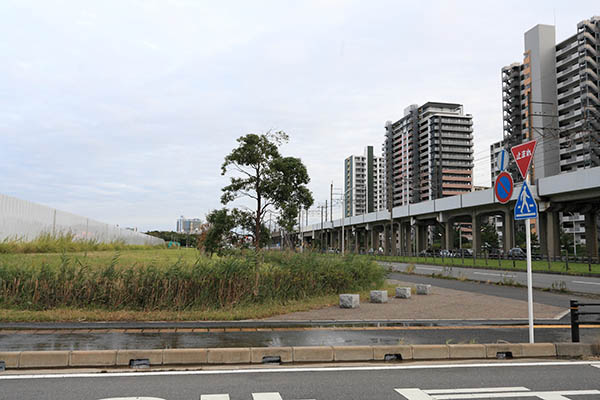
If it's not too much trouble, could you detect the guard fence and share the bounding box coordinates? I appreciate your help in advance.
[570,299,600,342]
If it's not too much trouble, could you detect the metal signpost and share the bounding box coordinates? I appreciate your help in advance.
[510,140,537,343]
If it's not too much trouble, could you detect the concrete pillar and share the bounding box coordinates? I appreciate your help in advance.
[538,211,561,258]
[503,209,514,252]
[472,212,481,253]
[374,228,381,251]
[369,229,374,252]
[416,224,426,253]
[585,211,599,259]
[383,225,389,255]
[445,220,454,250]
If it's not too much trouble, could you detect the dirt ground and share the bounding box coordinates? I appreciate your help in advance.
[264,280,567,321]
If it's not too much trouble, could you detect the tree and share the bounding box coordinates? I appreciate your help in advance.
[221,131,313,251]
[481,222,500,250]
[203,209,238,256]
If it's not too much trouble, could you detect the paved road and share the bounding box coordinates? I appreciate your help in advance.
[383,262,600,295]
[2,325,600,351]
[1,361,599,400]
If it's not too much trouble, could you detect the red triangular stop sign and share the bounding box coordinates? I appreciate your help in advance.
[510,140,537,179]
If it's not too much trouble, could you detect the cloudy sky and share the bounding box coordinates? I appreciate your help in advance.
[1,1,598,231]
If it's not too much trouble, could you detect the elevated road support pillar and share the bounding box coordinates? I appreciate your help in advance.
[503,209,515,252]
[539,210,561,258]
[472,212,482,253]
[585,210,599,259]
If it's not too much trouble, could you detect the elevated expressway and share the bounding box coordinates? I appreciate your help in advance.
[297,167,600,258]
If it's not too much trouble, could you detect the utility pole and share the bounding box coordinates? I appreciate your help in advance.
[320,205,324,253]
[330,183,333,222]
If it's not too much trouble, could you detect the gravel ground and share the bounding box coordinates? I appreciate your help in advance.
[264,280,567,321]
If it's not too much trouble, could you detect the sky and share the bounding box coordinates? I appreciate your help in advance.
[1,0,598,231]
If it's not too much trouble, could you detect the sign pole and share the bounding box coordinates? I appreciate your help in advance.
[525,216,534,343]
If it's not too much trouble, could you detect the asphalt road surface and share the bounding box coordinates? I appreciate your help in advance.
[383,262,600,295]
[1,361,600,400]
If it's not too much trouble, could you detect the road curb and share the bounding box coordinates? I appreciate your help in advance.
[0,343,597,370]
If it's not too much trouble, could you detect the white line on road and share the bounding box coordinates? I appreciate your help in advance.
[201,396,230,400]
[473,272,516,278]
[571,280,600,286]
[425,387,530,394]
[252,393,282,400]
[432,390,600,399]
[0,361,597,380]
[416,267,443,272]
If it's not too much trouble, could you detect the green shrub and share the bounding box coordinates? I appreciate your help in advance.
[0,251,384,311]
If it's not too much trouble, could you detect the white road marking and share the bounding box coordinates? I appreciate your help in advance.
[252,393,282,400]
[592,363,600,369]
[473,272,516,278]
[425,387,529,394]
[0,361,596,380]
[201,395,230,400]
[416,267,443,272]
[432,390,600,399]
[571,280,600,286]
[98,398,166,400]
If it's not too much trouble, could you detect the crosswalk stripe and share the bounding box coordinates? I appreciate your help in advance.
[201,395,230,400]
[252,393,283,400]
[425,387,529,394]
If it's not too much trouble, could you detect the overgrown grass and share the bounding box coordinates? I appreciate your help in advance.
[0,233,164,254]
[0,249,385,314]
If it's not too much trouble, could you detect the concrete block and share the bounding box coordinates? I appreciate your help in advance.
[163,348,208,365]
[70,350,117,367]
[520,343,556,357]
[339,294,360,308]
[0,352,20,368]
[333,346,373,361]
[373,345,413,361]
[292,346,334,362]
[116,349,163,366]
[207,348,251,364]
[395,287,411,299]
[555,343,599,357]
[416,284,431,295]
[19,351,70,368]
[448,344,486,359]
[251,347,293,363]
[412,345,449,360]
[370,290,388,303]
[485,343,522,358]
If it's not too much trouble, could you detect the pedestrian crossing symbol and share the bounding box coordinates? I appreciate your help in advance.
[514,181,537,220]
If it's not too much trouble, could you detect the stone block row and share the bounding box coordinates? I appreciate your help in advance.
[0,342,596,369]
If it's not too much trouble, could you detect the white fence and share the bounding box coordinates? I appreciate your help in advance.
[0,193,164,246]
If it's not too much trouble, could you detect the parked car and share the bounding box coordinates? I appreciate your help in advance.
[439,249,453,258]
[488,248,504,259]
[507,247,526,259]
[453,248,473,258]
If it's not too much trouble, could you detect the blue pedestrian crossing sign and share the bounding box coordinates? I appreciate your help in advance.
[497,149,508,172]
[514,181,537,220]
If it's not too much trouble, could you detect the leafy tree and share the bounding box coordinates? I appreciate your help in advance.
[203,208,271,256]
[480,222,500,250]
[221,131,313,251]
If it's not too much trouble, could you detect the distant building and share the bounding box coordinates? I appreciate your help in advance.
[344,146,384,217]
[385,102,474,208]
[176,216,203,234]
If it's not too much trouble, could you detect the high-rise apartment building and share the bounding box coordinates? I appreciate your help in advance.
[491,16,600,246]
[493,17,600,181]
[385,102,474,208]
[176,216,203,234]
[344,146,384,217]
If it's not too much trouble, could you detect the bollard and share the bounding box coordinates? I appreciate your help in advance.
[512,254,515,269]
[588,256,591,273]
[570,299,580,343]
[498,252,501,268]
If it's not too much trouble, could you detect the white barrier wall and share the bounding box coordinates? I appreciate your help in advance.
[0,193,164,246]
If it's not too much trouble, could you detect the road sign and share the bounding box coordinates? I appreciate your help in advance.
[514,181,538,220]
[496,149,508,172]
[510,140,537,179]
[494,171,513,204]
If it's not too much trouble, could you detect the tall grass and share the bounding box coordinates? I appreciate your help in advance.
[0,233,164,254]
[0,251,384,311]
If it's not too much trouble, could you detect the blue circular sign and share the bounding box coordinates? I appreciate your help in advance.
[495,171,514,204]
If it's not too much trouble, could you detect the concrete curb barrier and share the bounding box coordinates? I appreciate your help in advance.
[0,343,597,370]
